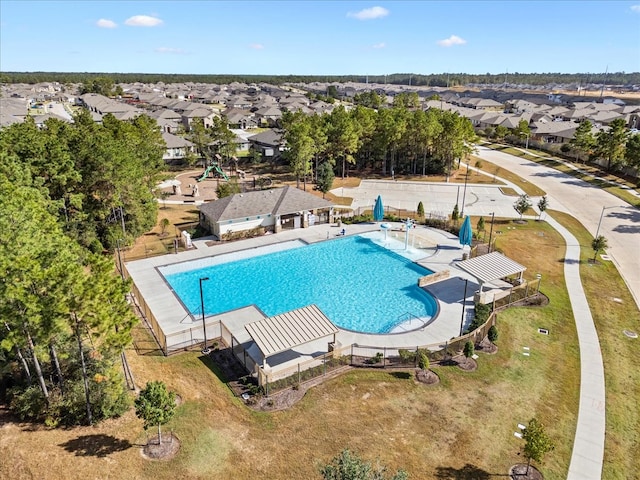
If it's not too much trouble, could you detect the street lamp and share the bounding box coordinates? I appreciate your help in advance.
[199,277,210,354]
[460,278,469,336]
[595,205,622,240]
[461,160,470,217]
[487,212,495,253]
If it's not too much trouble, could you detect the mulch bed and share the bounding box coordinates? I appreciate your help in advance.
[140,433,181,461]
[208,347,258,397]
[414,368,440,385]
[509,463,543,479]
[452,355,478,371]
[476,337,498,354]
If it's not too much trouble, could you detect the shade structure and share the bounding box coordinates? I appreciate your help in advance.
[459,215,473,248]
[373,195,384,222]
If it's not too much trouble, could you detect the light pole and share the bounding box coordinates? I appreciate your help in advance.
[487,212,495,253]
[199,277,210,354]
[536,273,542,295]
[460,278,469,336]
[595,205,621,240]
[461,160,470,217]
[115,238,125,280]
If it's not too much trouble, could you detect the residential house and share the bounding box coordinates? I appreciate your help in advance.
[162,132,195,163]
[198,186,334,239]
[247,129,284,160]
[181,107,217,131]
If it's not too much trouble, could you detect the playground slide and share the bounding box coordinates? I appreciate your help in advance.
[214,165,229,181]
[197,165,216,182]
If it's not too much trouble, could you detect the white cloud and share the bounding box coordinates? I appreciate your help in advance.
[631,5,640,12]
[155,47,187,54]
[437,35,467,47]
[372,42,386,49]
[96,18,117,28]
[249,43,265,50]
[347,6,389,20]
[125,15,163,27]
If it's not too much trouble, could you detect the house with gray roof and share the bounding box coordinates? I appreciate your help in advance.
[247,129,284,160]
[198,186,334,239]
[162,132,195,162]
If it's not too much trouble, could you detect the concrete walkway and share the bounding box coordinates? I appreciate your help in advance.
[544,216,606,480]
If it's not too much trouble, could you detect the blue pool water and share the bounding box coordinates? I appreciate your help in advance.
[163,236,436,334]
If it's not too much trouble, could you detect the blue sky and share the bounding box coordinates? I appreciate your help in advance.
[1,1,639,75]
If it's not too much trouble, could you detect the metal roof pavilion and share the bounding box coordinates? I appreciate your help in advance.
[245,304,338,362]
[457,252,527,286]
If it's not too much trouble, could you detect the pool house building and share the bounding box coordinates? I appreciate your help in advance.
[198,186,334,239]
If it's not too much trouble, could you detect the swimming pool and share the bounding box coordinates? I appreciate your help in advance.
[162,235,437,334]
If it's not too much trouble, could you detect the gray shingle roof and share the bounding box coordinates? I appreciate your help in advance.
[198,186,333,222]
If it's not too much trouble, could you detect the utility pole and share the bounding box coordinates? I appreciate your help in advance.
[599,65,609,99]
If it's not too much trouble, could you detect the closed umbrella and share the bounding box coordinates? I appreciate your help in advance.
[373,195,384,222]
[459,215,473,249]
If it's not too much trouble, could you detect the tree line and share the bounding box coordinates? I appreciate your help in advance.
[2,71,639,87]
[281,103,478,191]
[0,111,166,425]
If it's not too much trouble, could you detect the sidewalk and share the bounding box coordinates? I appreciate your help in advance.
[545,216,606,480]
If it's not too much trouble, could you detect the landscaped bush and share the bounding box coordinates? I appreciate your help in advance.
[341,213,373,224]
[467,302,492,333]
[488,325,499,343]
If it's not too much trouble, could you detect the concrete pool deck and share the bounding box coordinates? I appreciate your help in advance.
[125,221,490,354]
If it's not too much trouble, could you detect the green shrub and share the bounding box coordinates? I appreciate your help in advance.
[463,341,475,358]
[418,353,429,371]
[488,325,498,343]
[398,349,415,364]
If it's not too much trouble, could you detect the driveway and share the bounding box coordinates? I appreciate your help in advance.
[475,145,640,309]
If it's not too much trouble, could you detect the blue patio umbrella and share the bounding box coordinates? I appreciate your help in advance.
[373,195,384,222]
[459,215,473,249]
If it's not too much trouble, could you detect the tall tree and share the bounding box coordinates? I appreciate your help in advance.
[326,106,360,179]
[624,133,640,169]
[316,162,335,199]
[569,120,596,162]
[595,118,628,170]
[282,111,314,189]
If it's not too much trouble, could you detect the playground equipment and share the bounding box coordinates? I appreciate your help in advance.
[197,163,229,182]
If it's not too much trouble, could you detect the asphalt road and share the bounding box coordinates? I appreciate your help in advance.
[475,145,640,309]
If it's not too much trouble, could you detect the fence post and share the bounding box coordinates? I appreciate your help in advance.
[383,347,386,368]
[350,344,354,365]
[324,355,327,376]
[415,346,419,368]
[525,282,529,298]
[298,363,301,385]
[508,287,513,305]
